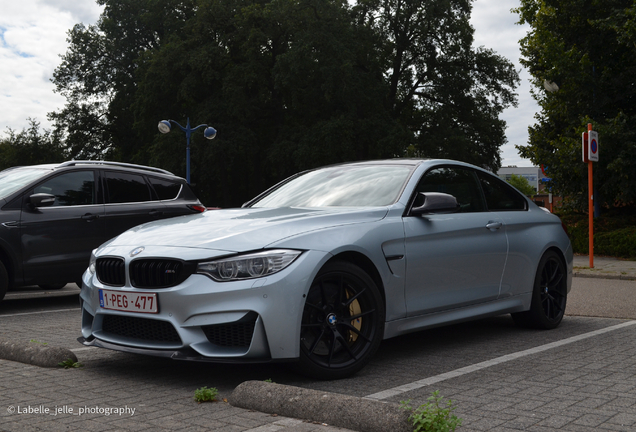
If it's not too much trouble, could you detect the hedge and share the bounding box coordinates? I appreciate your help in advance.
[559,211,636,259]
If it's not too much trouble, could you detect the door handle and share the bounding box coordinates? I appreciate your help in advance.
[149,210,164,216]
[81,213,99,222]
[486,221,503,231]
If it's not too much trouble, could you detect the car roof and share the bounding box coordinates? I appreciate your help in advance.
[328,158,429,167]
[3,161,182,180]
[317,158,492,171]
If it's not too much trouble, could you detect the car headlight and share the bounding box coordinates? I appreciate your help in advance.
[88,249,97,274]
[196,249,302,282]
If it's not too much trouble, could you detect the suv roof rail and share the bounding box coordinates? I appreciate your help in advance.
[57,161,174,176]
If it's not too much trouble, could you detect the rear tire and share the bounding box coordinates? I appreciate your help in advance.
[512,250,567,329]
[296,261,384,380]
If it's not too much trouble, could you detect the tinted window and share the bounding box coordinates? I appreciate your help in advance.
[105,172,152,204]
[477,172,527,211]
[149,177,181,200]
[34,171,95,206]
[251,165,413,208]
[414,167,485,213]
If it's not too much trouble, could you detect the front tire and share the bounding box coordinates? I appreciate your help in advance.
[512,250,567,329]
[297,261,384,380]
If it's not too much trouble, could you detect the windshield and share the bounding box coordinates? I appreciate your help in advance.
[0,167,52,201]
[251,165,413,208]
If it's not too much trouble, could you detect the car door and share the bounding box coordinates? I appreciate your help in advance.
[475,170,532,299]
[403,166,508,316]
[20,170,104,285]
[102,170,168,240]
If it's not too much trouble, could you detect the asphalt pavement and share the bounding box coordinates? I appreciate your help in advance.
[1,254,635,431]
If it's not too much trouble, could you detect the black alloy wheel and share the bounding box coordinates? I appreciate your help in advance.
[297,261,384,380]
[512,250,567,329]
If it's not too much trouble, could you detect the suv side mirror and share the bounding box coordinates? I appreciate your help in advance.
[29,193,56,208]
[410,192,460,216]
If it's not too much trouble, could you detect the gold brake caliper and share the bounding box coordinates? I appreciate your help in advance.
[347,289,362,343]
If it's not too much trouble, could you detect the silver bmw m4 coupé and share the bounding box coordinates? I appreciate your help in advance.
[79,159,572,379]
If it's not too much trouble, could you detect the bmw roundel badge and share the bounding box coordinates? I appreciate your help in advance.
[327,313,337,326]
[130,246,145,257]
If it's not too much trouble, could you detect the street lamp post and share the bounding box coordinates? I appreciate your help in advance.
[158,118,216,184]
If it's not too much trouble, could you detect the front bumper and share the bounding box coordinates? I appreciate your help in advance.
[77,336,295,363]
[79,249,328,362]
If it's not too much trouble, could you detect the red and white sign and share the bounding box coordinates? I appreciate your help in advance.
[588,130,599,162]
[582,131,599,163]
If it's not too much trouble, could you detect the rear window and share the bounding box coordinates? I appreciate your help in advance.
[477,172,527,211]
[148,177,182,200]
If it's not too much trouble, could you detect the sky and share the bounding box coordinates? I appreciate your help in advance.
[0,0,537,168]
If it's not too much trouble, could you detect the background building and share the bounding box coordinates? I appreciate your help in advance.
[497,166,562,212]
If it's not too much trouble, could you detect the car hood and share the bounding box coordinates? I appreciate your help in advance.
[108,207,389,252]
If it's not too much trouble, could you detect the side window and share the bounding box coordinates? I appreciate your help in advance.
[477,172,527,211]
[148,177,182,200]
[33,171,95,206]
[104,172,152,204]
[414,167,485,213]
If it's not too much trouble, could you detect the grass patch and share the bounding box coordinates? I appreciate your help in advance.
[194,386,218,403]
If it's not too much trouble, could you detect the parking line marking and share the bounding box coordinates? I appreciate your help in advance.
[365,320,636,400]
[0,308,80,318]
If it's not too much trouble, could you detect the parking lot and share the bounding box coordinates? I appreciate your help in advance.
[1,273,636,431]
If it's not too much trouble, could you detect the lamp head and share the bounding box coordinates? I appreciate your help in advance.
[158,120,172,134]
[204,127,217,140]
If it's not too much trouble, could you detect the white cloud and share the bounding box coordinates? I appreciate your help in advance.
[0,0,102,134]
[471,0,538,167]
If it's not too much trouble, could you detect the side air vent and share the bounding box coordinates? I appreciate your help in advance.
[201,312,258,347]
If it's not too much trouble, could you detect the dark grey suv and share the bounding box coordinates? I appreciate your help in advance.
[0,161,206,301]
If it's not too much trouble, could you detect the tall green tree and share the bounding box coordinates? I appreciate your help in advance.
[354,0,520,171]
[51,0,520,207]
[515,0,636,209]
[0,120,66,170]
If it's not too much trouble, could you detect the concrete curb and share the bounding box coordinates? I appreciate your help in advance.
[230,381,412,432]
[573,272,636,281]
[0,338,78,368]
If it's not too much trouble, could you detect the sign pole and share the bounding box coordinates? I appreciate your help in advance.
[587,123,594,268]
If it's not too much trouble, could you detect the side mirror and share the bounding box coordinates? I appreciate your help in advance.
[410,192,460,216]
[29,193,56,208]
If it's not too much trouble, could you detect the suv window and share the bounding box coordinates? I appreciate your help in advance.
[34,171,95,206]
[104,172,152,204]
[414,166,486,213]
[148,177,182,200]
[477,171,527,211]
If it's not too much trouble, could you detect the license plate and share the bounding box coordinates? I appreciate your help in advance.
[99,289,158,313]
